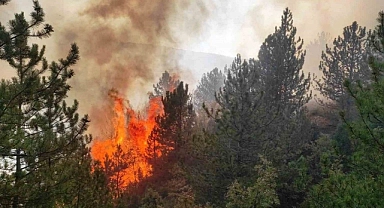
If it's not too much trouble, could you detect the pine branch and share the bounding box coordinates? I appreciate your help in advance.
[0,0,10,5]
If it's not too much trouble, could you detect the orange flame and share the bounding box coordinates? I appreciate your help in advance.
[91,94,163,186]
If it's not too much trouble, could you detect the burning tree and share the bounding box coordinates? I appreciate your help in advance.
[91,91,161,189]
[90,71,181,193]
[104,145,133,199]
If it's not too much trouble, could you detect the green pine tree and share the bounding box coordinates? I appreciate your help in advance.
[257,8,313,206]
[258,8,311,113]
[314,21,370,118]
[306,11,384,207]
[214,54,266,179]
[145,82,196,207]
[226,156,279,208]
[200,54,267,206]
[149,70,180,98]
[194,67,225,133]
[194,67,225,111]
[0,1,94,206]
[147,82,195,174]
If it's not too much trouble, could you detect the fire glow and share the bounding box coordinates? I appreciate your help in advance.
[91,92,163,186]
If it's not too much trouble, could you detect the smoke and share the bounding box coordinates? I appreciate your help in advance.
[232,0,384,106]
[2,0,382,136]
[237,0,384,68]
[46,0,210,136]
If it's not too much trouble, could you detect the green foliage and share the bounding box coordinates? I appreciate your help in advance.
[104,145,133,199]
[258,7,311,112]
[144,82,197,207]
[343,78,384,177]
[257,7,313,162]
[194,67,225,111]
[140,188,164,208]
[202,54,268,206]
[343,9,384,181]
[306,171,384,208]
[2,3,382,207]
[147,82,195,173]
[332,124,353,159]
[0,1,101,207]
[83,161,114,207]
[305,11,384,207]
[150,70,180,98]
[184,131,226,206]
[140,164,198,208]
[194,67,225,132]
[214,54,265,179]
[0,1,53,60]
[369,11,384,63]
[226,156,279,208]
[314,21,369,116]
[256,8,314,207]
[288,156,312,192]
[161,165,196,208]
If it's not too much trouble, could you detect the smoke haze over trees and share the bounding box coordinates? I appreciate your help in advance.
[1,0,384,207]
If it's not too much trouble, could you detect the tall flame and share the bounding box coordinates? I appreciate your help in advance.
[91,94,163,186]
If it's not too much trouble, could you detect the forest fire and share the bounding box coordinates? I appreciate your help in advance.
[91,91,163,186]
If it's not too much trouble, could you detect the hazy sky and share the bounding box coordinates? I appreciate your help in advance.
[0,0,383,134]
[2,0,382,57]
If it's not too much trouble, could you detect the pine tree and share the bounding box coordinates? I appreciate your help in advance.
[193,67,225,133]
[147,82,195,173]
[258,8,311,114]
[104,145,133,200]
[145,73,182,174]
[305,32,332,81]
[0,0,10,5]
[342,9,384,187]
[257,8,314,206]
[312,21,370,174]
[314,21,370,117]
[83,161,114,207]
[145,82,196,207]
[370,11,384,79]
[211,54,268,203]
[257,8,312,164]
[0,2,93,206]
[193,67,225,111]
[226,156,279,208]
[149,70,180,98]
[139,188,164,208]
[306,11,384,207]
[257,7,312,163]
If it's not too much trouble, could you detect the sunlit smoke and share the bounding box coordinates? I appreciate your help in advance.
[48,0,210,136]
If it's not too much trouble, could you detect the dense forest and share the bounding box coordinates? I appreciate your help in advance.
[1,1,384,207]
